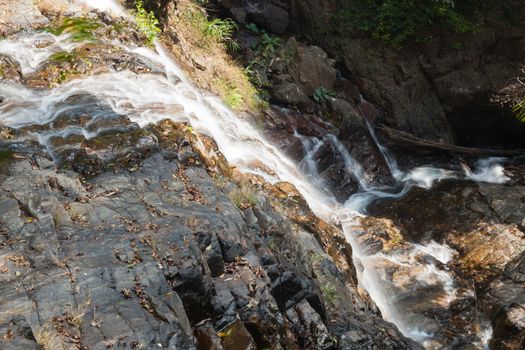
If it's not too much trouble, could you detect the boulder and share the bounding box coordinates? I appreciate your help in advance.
[271,81,313,110]
[217,0,289,34]
[0,0,49,35]
[289,44,337,96]
[491,304,525,350]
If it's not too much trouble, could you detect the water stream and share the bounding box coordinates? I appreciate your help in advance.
[0,2,511,348]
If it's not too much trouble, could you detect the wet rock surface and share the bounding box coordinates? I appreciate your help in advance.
[1,1,525,349]
[0,0,50,35]
[368,176,525,349]
[0,13,421,344]
[233,32,395,198]
[0,120,423,349]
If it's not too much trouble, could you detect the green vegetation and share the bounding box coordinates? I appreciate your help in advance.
[215,79,244,109]
[180,3,237,51]
[58,70,75,83]
[0,149,13,162]
[338,0,517,47]
[172,0,261,111]
[49,51,76,63]
[512,100,525,122]
[309,252,325,265]
[244,62,269,89]
[242,23,283,106]
[134,0,161,43]
[229,185,257,209]
[204,18,240,52]
[46,17,100,42]
[0,149,14,174]
[492,67,525,122]
[313,86,336,103]
[246,23,282,57]
[321,283,338,303]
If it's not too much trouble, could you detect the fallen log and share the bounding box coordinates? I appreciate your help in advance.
[377,124,525,158]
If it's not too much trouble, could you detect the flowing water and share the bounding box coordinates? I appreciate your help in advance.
[0,2,511,348]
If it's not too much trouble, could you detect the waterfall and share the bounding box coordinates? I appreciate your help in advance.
[0,1,510,348]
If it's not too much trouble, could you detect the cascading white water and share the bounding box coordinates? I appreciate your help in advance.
[0,32,79,75]
[0,2,511,348]
[76,0,129,18]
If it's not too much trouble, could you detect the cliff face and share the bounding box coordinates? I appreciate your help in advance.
[291,0,525,146]
[217,0,525,146]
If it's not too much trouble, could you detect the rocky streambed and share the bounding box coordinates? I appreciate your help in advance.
[0,1,524,350]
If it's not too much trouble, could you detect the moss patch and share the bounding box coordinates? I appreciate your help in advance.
[49,50,76,63]
[0,149,14,174]
[46,17,101,42]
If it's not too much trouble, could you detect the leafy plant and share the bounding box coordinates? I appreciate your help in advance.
[337,0,516,47]
[512,100,525,122]
[204,18,240,52]
[259,33,281,56]
[241,28,282,103]
[313,86,336,103]
[244,61,270,88]
[134,0,161,43]
[245,22,260,34]
[245,24,281,56]
[321,283,338,303]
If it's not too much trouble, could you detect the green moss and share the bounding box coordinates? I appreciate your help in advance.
[49,51,76,63]
[0,149,14,173]
[46,17,101,42]
[215,79,244,110]
[111,22,126,34]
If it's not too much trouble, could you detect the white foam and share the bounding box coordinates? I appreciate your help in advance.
[401,167,457,189]
[0,32,78,75]
[464,157,510,184]
[75,0,129,18]
[414,241,456,264]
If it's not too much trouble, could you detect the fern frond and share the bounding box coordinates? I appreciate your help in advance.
[512,100,525,122]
